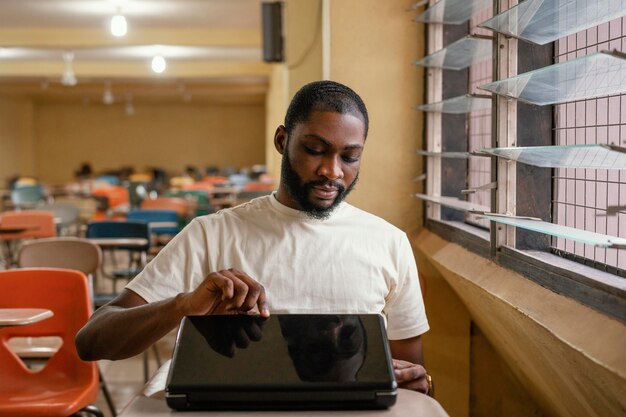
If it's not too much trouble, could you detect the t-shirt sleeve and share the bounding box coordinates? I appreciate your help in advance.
[125,218,209,303]
[383,233,429,340]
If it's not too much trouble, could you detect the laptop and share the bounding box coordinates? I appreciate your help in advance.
[165,314,398,411]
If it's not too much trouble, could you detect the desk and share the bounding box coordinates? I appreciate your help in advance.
[88,237,150,296]
[0,308,53,327]
[118,361,449,417]
[0,225,41,267]
[88,238,149,247]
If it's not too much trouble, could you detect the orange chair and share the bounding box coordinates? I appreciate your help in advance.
[0,268,103,417]
[16,238,117,415]
[0,210,57,267]
[140,196,190,221]
[0,210,56,240]
[91,185,129,217]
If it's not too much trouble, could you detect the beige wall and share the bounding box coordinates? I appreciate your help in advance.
[265,65,288,181]
[32,101,266,183]
[0,96,36,185]
[284,0,324,98]
[327,0,424,232]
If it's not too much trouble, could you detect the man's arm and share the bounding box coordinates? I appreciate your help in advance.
[389,336,430,394]
[75,269,269,361]
[389,335,424,365]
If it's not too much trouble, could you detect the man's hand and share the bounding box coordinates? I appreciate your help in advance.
[179,268,270,317]
[392,358,429,394]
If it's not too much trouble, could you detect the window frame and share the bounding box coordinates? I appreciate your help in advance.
[420,0,626,323]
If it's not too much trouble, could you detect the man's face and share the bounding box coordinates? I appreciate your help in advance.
[278,111,365,219]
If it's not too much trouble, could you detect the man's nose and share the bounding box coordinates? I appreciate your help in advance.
[317,155,344,180]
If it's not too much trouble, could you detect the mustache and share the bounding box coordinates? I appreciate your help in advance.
[305,179,346,191]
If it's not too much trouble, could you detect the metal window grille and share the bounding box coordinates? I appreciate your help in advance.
[553,17,626,273]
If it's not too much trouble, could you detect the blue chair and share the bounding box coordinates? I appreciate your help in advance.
[86,220,151,295]
[228,173,250,186]
[10,184,46,209]
[127,209,179,235]
[127,209,180,255]
[95,175,120,186]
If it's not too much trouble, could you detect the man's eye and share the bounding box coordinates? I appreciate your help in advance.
[342,155,360,163]
[304,147,324,155]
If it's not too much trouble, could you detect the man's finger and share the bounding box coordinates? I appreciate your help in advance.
[230,269,270,317]
[221,269,249,310]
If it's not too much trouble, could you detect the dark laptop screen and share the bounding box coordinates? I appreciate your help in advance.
[167,314,395,390]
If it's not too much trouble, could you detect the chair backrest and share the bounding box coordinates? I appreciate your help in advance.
[54,196,98,223]
[127,209,180,235]
[17,237,102,275]
[10,184,45,208]
[36,202,80,234]
[166,190,214,216]
[95,175,120,186]
[140,196,189,219]
[0,210,57,241]
[86,220,151,251]
[126,181,151,209]
[91,185,129,209]
[0,268,98,388]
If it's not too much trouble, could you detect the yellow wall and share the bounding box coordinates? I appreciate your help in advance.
[265,65,288,181]
[0,96,35,185]
[32,101,266,183]
[284,0,324,98]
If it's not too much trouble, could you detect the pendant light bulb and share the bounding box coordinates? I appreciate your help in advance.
[151,55,166,73]
[61,51,77,86]
[103,82,114,105]
[110,14,128,37]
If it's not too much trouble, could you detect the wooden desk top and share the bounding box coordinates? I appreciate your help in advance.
[88,238,149,247]
[118,361,449,417]
[0,226,39,235]
[0,308,53,327]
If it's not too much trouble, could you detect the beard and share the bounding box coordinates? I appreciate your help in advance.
[281,146,358,220]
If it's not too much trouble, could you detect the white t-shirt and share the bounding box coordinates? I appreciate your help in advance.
[126,194,429,340]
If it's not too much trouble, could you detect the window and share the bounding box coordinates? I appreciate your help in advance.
[414,0,626,310]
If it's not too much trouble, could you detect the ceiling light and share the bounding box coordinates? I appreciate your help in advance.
[61,51,77,86]
[125,95,135,116]
[151,55,166,73]
[110,14,128,37]
[103,82,114,105]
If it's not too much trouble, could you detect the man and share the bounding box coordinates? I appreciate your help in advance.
[76,80,431,394]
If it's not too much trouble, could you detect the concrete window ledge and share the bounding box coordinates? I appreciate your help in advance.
[411,228,626,417]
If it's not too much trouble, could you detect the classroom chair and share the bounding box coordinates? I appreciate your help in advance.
[0,268,103,417]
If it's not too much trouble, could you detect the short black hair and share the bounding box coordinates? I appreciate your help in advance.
[284,80,369,138]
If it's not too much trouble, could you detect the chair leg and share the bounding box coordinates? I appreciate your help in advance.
[152,343,162,367]
[79,404,105,417]
[99,367,117,417]
[143,350,149,383]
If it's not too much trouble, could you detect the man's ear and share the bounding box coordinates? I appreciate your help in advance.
[274,125,288,155]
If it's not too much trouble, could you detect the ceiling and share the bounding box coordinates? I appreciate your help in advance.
[0,0,271,105]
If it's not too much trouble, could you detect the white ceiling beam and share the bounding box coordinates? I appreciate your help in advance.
[0,60,271,79]
[0,28,261,48]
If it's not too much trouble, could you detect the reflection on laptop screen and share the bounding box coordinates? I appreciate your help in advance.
[166,314,397,411]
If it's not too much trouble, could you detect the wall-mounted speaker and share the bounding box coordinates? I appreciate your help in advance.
[261,2,284,63]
